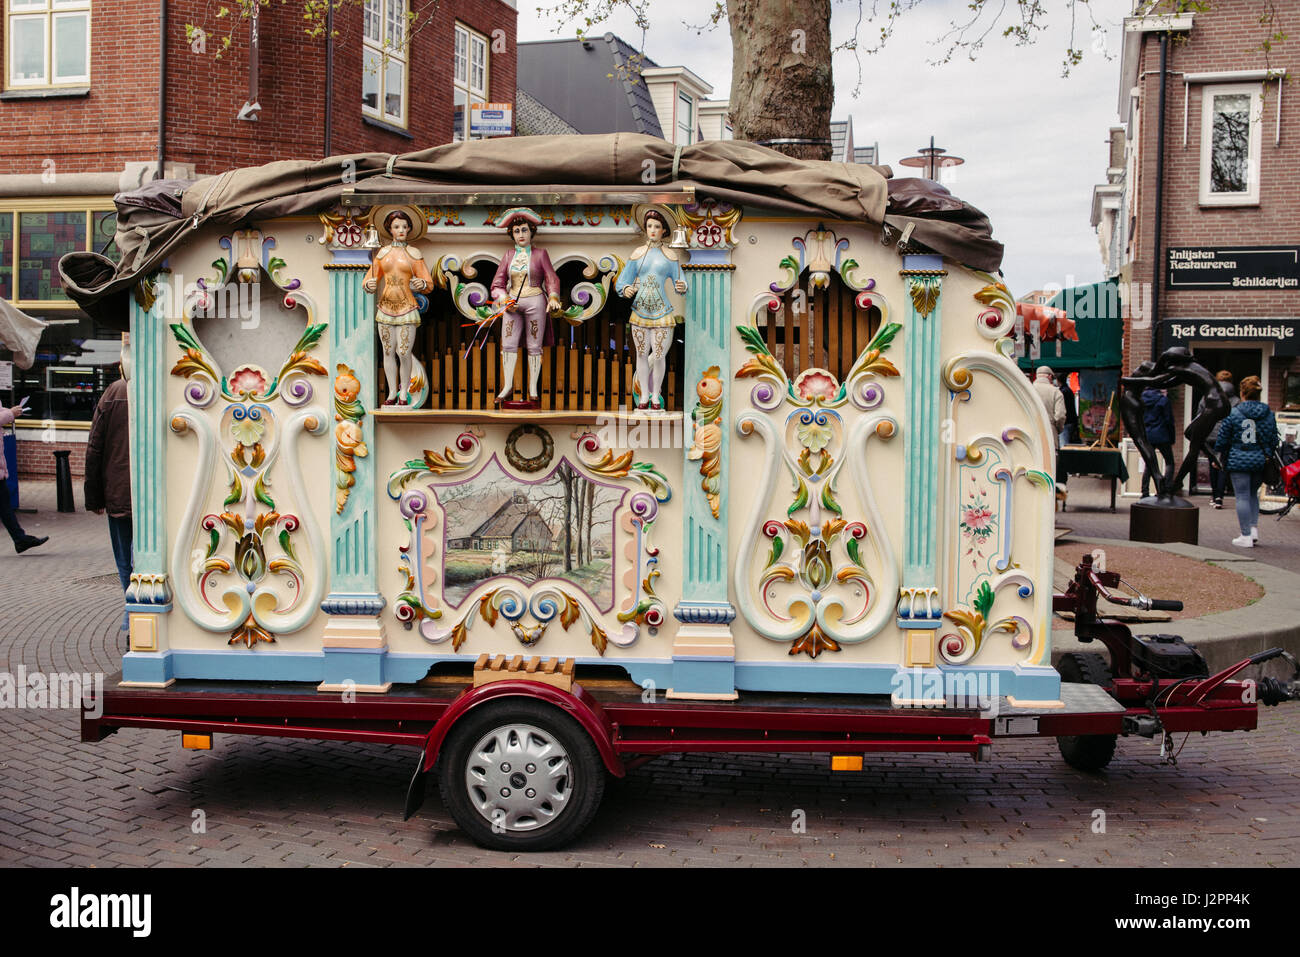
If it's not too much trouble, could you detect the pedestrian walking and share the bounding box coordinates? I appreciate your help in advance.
[1140,385,1176,497]
[1057,372,1081,446]
[1032,366,1067,502]
[1215,375,1277,548]
[0,402,48,553]
[1198,370,1238,508]
[84,373,132,630]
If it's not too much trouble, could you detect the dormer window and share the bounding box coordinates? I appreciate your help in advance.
[676,91,694,145]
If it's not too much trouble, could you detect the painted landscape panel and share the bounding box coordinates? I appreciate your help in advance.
[437,457,622,609]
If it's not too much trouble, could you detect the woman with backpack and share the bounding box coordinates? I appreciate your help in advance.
[1215,376,1278,548]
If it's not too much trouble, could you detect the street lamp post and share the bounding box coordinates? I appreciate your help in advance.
[899,136,966,182]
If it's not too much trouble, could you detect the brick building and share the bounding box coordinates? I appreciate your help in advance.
[0,0,517,479]
[1093,2,1300,470]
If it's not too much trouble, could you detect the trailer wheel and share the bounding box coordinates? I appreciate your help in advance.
[437,699,605,851]
[1056,652,1118,771]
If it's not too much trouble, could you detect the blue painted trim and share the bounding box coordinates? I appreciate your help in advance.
[670,655,733,663]
[672,601,737,624]
[685,248,731,266]
[122,648,1059,703]
[127,649,325,683]
[322,646,386,687]
[902,254,944,270]
[734,661,1060,700]
[321,594,386,616]
[330,249,373,266]
[121,651,175,685]
[896,619,943,630]
[125,602,173,614]
[670,657,735,695]
[680,265,731,605]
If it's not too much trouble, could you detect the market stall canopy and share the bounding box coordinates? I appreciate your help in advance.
[0,298,48,369]
[1017,280,1124,372]
[58,134,1004,329]
[1016,301,1078,343]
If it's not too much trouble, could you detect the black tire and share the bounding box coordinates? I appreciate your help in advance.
[1056,652,1118,771]
[437,699,606,851]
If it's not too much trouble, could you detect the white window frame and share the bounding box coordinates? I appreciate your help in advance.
[361,0,408,129]
[1199,83,1262,207]
[453,23,489,142]
[676,90,694,146]
[6,0,91,89]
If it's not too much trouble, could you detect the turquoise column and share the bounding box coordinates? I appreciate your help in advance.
[669,247,737,700]
[122,280,175,685]
[319,247,390,692]
[897,255,947,674]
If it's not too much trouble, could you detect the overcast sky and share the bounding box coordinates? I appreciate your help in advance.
[516,0,1133,295]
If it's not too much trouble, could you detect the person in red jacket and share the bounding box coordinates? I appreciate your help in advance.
[85,370,131,631]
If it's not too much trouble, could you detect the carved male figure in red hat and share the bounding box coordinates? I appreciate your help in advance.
[490,208,562,405]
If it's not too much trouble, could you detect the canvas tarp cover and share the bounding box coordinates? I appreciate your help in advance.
[59,133,1004,329]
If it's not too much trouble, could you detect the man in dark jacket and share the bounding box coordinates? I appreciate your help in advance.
[1198,371,1238,507]
[1057,373,1081,446]
[85,371,131,632]
[1140,387,1176,497]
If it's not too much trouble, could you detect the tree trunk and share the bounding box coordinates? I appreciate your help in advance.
[562,465,573,573]
[585,482,595,563]
[726,0,833,160]
[574,477,586,567]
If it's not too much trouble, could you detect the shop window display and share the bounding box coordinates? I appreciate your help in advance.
[19,211,85,302]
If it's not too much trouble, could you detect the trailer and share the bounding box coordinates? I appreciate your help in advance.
[81,555,1297,850]
[64,134,1297,850]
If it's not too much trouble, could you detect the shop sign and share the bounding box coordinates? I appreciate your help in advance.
[1163,318,1300,355]
[1167,246,1300,290]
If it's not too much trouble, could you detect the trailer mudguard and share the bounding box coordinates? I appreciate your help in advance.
[417,680,624,779]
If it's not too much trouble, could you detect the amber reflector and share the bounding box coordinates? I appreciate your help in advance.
[182,734,212,750]
[830,755,863,771]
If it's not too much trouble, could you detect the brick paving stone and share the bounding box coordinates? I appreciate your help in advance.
[1,480,1299,867]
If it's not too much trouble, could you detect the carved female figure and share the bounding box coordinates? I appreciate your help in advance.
[363,211,432,406]
[490,208,562,405]
[615,210,687,410]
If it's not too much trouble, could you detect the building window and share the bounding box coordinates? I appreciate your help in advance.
[453,23,488,141]
[0,202,119,426]
[6,0,91,88]
[676,91,694,145]
[362,0,407,127]
[1199,83,1262,206]
[1282,368,1300,411]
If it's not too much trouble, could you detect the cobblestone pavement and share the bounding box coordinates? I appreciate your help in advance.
[1,482,1297,867]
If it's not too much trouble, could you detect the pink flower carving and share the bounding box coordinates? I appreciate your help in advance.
[794,368,838,402]
[229,364,269,397]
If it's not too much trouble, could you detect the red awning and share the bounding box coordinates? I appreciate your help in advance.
[1016,301,1078,342]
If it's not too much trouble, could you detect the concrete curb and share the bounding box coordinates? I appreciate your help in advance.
[1053,534,1300,676]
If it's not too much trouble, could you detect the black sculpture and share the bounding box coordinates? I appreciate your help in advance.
[1119,347,1230,504]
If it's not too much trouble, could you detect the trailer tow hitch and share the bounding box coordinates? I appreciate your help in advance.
[1255,650,1300,706]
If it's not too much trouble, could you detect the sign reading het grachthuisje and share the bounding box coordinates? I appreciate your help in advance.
[1166,246,1300,291]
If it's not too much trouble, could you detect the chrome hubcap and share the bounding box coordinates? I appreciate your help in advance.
[465,723,572,832]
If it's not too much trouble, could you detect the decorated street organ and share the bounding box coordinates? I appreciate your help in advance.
[62,135,1063,708]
